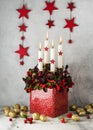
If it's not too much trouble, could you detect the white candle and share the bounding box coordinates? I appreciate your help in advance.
[58,36,63,68]
[44,33,49,64]
[38,42,43,71]
[50,40,55,72]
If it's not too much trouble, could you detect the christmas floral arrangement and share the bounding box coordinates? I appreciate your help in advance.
[23,64,74,93]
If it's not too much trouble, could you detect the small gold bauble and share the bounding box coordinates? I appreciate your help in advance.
[20,105,28,112]
[3,106,10,111]
[78,111,86,116]
[72,114,80,121]
[76,107,84,113]
[13,108,20,114]
[84,105,92,110]
[40,115,47,122]
[4,109,10,116]
[86,108,93,114]
[90,103,93,108]
[13,104,20,109]
[69,104,77,111]
[32,112,40,120]
[20,111,27,117]
[9,110,16,118]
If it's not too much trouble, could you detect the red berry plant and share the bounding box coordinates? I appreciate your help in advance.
[23,64,74,93]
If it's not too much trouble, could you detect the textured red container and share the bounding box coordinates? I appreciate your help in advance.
[30,89,68,117]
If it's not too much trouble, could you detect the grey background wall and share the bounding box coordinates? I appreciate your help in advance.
[0,0,93,106]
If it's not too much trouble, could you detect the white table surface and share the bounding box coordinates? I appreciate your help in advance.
[0,108,93,130]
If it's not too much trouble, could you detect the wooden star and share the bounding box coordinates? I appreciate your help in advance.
[38,58,43,62]
[67,2,76,11]
[15,44,29,59]
[16,5,31,19]
[64,17,78,32]
[18,23,27,32]
[46,19,55,28]
[43,1,58,15]
[50,59,55,64]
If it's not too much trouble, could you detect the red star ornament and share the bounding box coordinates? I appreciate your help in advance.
[43,1,58,15]
[15,44,29,59]
[67,2,76,11]
[38,58,43,62]
[16,5,31,19]
[50,59,55,64]
[46,19,55,28]
[19,23,27,32]
[44,47,49,51]
[64,17,78,32]
[58,51,63,56]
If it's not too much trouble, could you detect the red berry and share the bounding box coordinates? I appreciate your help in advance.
[66,112,72,118]
[86,115,90,119]
[9,118,13,122]
[29,121,33,124]
[24,119,27,124]
[27,117,33,121]
[61,118,66,123]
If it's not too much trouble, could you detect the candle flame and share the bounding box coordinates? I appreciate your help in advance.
[59,36,62,44]
[39,42,42,50]
[51,40,54,48]
[46,32,48,40]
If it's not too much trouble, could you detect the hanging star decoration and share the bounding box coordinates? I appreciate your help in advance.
[16,5,31,19]
[15,44,29,59]
[64,17,78,32]
[50,59,55,64]
[43,1,58,15]
[46,19,55,28]
[67,2,76,11]
[18,23,28,32]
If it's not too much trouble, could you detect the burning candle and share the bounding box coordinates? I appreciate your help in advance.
[38,42,43,71]
[44,32,49,64]
[58,36,63,68]
[50,40,55,72]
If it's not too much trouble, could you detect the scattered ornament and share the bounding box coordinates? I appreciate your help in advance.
[4,109,10,116]
[86,115,90,119]
[9,118,13,122]
[72,114,80,121]
[66,112,72,118]
[13,104,20,109]
[14,108,20,114]
[76,107,84,113]
[20,111,27,117]
[9,110,16,118]
[61,118,66,123]
[3,106,10,111]
[39,115,47,122]
[78,111,86,116]
[16,5,31,19]
[32,112,40,120]
[69,104,77,111]
[20,105,28,112]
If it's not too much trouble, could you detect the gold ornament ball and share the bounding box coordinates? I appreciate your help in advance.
[84,105,92,110]
[32,112,40,120]
[78,111,86,116]
[40,115,47,122]
[13,104,20,109]
[90,103,93,108]
[87,108,93,114]
[9,110,16,118]
[3,106,10,111]
[20,105,28,112]
[69,104,77,111]
[76,107,84,113]
[20,111,27,117]
[4,109,10,116]
[72,114,80,121]
[13,108,20,114]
